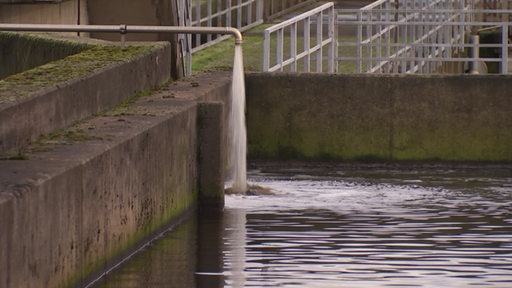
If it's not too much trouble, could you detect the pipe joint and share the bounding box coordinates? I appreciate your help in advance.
[119,24,127,34]
[225,27,243,45]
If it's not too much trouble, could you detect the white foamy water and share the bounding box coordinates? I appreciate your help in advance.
[227,45,247,193]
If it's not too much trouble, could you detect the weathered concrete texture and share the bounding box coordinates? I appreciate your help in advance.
[0,0,89,30]
[87,0,164,42]
[246,73,512,162]
[0,72,231,288]
[197,102,225,210]
[0,42,171,155]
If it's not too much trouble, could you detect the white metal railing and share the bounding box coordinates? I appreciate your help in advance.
[190,0,263,52]
[481,0,512,22]
[337,0,512,74]
[263,2,337,73]
[179,0,263,75]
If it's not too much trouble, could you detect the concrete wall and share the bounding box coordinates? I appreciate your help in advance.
[246,73,512,162]
[85,0,183,79]
[0,29,230,288]
[0,72,231,288]
[86,0,167,42]
[0,0,88,29]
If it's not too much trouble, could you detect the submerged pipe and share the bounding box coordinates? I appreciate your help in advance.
[0,23,243,45]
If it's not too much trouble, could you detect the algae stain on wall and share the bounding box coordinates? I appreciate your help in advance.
[246,74,512,163]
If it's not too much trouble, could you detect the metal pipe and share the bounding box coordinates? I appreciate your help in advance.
[0,23,243,45]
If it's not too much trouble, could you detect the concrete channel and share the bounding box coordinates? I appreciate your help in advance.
[1,11,512,287]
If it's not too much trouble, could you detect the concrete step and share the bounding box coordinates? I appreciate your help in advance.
[0,36,171,156]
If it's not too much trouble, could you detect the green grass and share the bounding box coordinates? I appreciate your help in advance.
[192,24,272,73]
[191,24,359,74]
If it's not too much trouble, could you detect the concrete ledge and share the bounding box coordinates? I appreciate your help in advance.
[246,73,512,162]
[0,72,231,288]
[0,41,171,156]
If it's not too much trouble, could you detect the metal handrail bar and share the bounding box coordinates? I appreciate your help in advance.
[339,40,510,50]
[338,20,512,27]
[263,2,336,73]
[341,8,512,14]
[191,0,256,27]
[340,56,509,63]
[265,2,334,33]
[358,8,467,45]
[361,0,389,11]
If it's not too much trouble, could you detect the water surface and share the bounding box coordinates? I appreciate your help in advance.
[91,165,512,288]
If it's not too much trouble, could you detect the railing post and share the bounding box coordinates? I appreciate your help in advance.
[376,5,382,72]
[277,29,284,71]
[247,0,252,25]
[227,0,232,27]
[366,9,373,73]
[195,0,201,47]
[291,22,297,72]
[256,0,264,21]
[316,12,323,72]
[329,6,338,73]
[237,0,242,28]
[304,16,311,72]
[501,24,509,74]
[470,34,480,74]
[357,10,363,73]
[263,29,270,71]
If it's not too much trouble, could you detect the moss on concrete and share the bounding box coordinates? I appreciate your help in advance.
[0,32,93,79]
[246,73,512,163]
[0,44,154,104]
[76,190,197,288]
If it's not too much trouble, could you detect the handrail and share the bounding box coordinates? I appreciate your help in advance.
[264,2,334,33]
[263,2,337,73]
[0,23,243,45]
[337,1,512,74]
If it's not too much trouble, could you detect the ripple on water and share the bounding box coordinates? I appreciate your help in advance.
[223,171,512,287]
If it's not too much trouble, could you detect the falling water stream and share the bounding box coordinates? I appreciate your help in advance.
[228,44,247,193]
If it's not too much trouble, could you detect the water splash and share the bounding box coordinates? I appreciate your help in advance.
[228,44,247,193]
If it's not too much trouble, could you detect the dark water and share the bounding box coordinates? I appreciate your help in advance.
[90,165,512,288]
